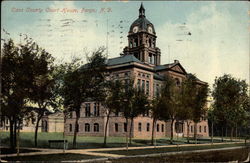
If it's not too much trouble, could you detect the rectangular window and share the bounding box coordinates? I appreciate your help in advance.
[69,124,72,132]
[204,126,207,133]
[147,123,150,132]
[156,84,160,97]
[142,80,145,93]
[157,124,159,132]
[146,81,149,95]
[191,125,193,133]
[199,126,202,133]
[161,124,164,132]
[94,103,100,116]
[137,79,141,90]
[124,123,127,132]
[85,103,91,117]
[69,112,73,118]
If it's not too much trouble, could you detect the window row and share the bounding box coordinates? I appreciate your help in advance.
[69,123,99,132]
[113,71,130,78]
[190,125,207,133]
[113,122,164,132]
[129,37,155,48]
[138,72,150,79]
[69,103,100,118]
[85,103,100,117]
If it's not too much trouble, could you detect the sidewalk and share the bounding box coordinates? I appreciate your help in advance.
[0,141,247,159]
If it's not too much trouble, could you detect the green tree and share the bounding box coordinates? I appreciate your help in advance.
[178,74,197,143]
[192,82,209,142]
[150,98,162,145]
[119,79,149,148]
[102,79,124,147]
[60,48,106,148]
[207,105,218,144]
[1,39,50,150]
[159,75,182,144]
[212,74,248,141]
[128,88,149,144]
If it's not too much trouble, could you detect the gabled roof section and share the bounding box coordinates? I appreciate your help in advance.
[155,60,187,74]
[107,55,143,66]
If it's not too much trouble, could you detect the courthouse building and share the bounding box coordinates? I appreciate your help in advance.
[65,4,209,138]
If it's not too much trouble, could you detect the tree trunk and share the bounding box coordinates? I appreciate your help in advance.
[63,113,67,153]
[221,127,224,142]
[194,123,197,144]
[126,118,128,151]
[211,121,214,144]
[9,118,14,151]
[129,118,133,145]
[72,111,79,149]
[186,121,190,144]
[235,124,238,141]
[151,118,156,145]
[170,119,174,144]
[34,115,42,147]
[14,119,17,149]
[103,112,110,147]
[225,125,228,138]
[230,127,234,142]
[17,120,20,156]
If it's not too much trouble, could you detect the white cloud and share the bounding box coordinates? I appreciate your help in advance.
[157,3,249,86]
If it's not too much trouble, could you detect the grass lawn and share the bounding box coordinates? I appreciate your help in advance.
[108,147,250,163]
[1,153,105,161]
[0,132,243,149]
[96,143,249,156]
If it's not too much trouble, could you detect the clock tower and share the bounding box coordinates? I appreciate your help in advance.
[123,3,161,66]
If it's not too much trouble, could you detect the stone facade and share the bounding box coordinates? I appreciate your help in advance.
[64,4,209,138]
[0,112,64,133]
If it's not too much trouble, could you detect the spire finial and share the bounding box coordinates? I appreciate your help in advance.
[139,2,145,18]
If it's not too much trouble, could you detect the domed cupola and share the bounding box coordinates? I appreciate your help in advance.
[123,3,161,66]
[129,3,156,35]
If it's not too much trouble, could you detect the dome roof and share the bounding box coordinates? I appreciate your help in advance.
[129,3,156,34]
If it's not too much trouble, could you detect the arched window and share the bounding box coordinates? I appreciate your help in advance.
[94,123,99,132]
[161,124,164,132]
[129,41,133,48]
[115,123,118,132]
[199,126,202,133]
[138,123,142,132]
[134,38,138,47]
[85,123,90,132]
[175,122,183,133]
[204,126,207,133]
[175,78,180,86]
[69,124,72,132]
[76,123,79,132]
[147,123,150,132]
[157,124,159,132]
[191,125,193,133]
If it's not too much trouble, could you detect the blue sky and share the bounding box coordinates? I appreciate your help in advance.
[1,1,249,87]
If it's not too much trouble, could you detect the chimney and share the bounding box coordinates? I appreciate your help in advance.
[174,60,179,63]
